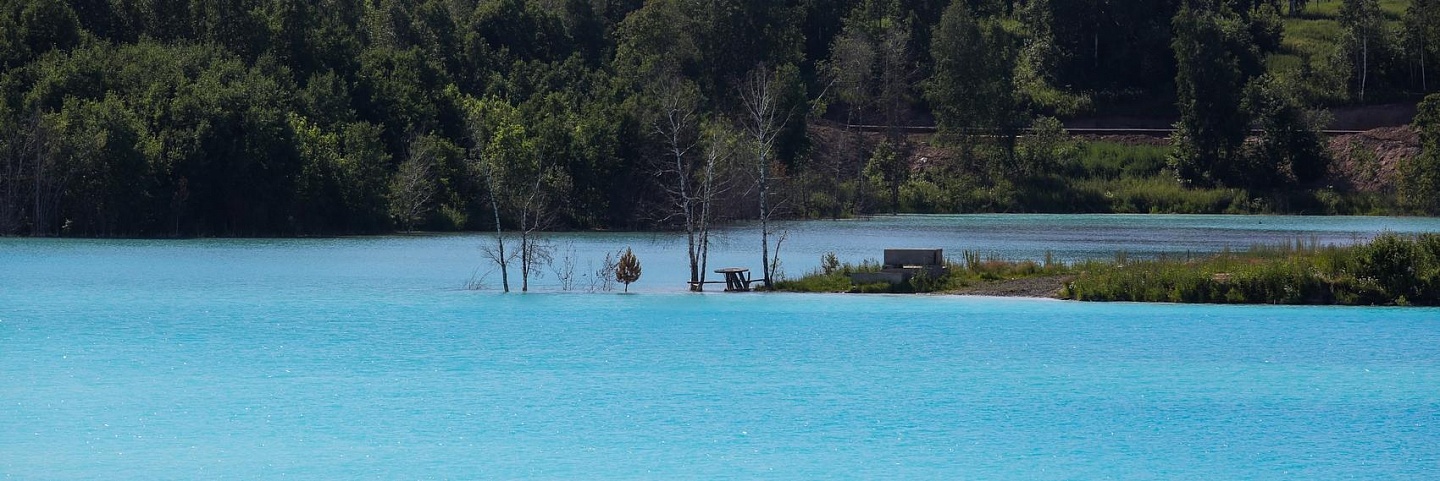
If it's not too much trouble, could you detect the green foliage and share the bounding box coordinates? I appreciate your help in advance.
[1336,0,1391,103]
[774,270,856,293]
[1170,4,1264,188]
[820,251,841,275]
[1073,177,1253,214]
[1402,93,1440,213]
[1015,116,1078,178]
[1241,74,1330,188]
[864,138,908,213]
[1,0,82,69]
[0,0,1422,237]
[1045,0,1180,97]
[925,1,1022,145]
[1073,142,1171,179]
[783,234,1434,302]
[291,117,391,233]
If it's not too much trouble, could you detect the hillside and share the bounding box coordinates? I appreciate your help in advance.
[1,0,1437,237]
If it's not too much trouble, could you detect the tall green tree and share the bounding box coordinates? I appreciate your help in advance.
[825,0,918,133]
[290,116,391,234]
[1013,0,1089,116]
[924,0,1021,149]
[1405,0,1440,92]
[1048,0,1181,97]
[1241,75,1329,189]
[51,96,151,236]
[1,0,82,69]
[1403,93,1440,214]
[1338,0,1387,102]
[1170,3,1263,187]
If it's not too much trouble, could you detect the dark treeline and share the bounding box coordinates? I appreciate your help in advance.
[1,0,1437,237]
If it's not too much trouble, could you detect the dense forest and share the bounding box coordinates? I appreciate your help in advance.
[2,0,1439,237]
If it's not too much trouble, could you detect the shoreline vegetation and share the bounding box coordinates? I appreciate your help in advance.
[775,233,1440,306]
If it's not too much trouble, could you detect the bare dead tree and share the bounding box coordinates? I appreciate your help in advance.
[479,157,512,292]
[648,78,740,291]
[476,159,564,294]
[694,122,739,287]
[769,229,789,283]
[388,135,438,232]
[514,162,567,292]
[648,77,705,289]
[589,250,619,292]
[551,242,578,291]
[738,65,795,289]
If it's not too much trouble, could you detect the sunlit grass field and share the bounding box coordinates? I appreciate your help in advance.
[1279,0,1408,60]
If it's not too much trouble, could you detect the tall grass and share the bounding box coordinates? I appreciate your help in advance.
[776,251,1071,294]
[1073,142,1171,179]
[1073,177,1253,214]
[1062,233,1440,306]
[782,234,1440,306]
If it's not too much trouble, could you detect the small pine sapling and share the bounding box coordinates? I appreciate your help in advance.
[615,247,642,292]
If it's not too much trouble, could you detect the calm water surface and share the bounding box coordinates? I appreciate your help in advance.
[3,215,1438,479]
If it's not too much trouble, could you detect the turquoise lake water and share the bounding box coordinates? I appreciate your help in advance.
[3,215,1440,479]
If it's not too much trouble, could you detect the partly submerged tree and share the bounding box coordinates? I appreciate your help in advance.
[738,64,796,290]
[649,76,705,288]
[648,73,741,291]
[466,95,569,293]
[615,247,641,292]
[467,97,520,292]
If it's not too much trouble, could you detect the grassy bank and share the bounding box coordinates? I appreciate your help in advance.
[1063,233,1440,305]
[1061,142,1402,215]
[779,233,1440,306]
[885,140,1401,216]
[774,251,1071,294]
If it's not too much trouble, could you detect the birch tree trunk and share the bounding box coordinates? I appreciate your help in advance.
[739,65,790,289]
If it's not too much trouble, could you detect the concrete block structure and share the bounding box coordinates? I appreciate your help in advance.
[849,249,948,285]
